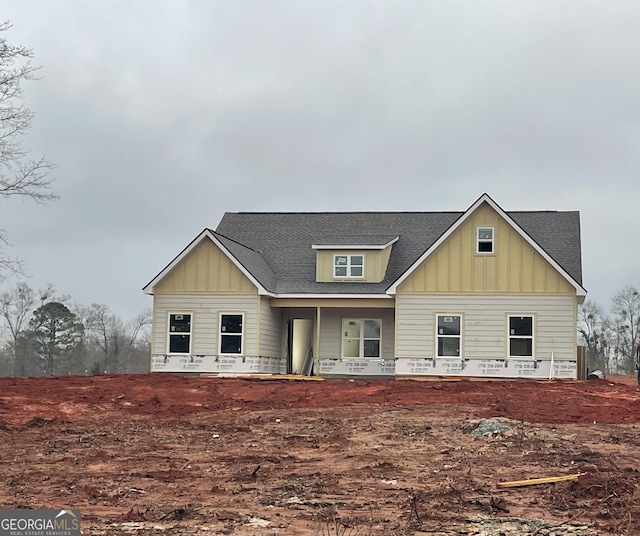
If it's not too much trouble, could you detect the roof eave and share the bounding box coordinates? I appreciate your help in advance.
[311,236,400,250]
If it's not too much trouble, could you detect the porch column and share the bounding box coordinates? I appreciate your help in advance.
[315,306,321,374]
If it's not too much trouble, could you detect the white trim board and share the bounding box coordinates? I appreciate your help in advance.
[312,237,399,250]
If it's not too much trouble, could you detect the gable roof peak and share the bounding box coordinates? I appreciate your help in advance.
[386,194,586,297]
[142,228,277,296]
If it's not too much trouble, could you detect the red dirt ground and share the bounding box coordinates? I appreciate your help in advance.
[0,373,639,535]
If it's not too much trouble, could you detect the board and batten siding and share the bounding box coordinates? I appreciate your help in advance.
[152,294,259,355]
[154,237,257,294]
[319,308,395,359]
[258,297,282,358]
[397,202,575,294]
[395,294,577,361]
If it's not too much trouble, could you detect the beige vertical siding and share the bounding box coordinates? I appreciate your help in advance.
[396,294,577,360]
[319,308,395,358]
[152,294,258,355]
[315,245,393,283]
[154,238,257,294]
[259,297,282,358]
[398,202,574,294]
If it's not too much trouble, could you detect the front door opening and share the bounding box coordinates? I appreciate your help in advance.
[286,319,314,375]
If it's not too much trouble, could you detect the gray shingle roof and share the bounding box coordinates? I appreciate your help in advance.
[509,211,582,286]
[212,232,278,292]
[214,208,583,294]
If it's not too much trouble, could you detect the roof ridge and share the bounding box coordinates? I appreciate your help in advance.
[223,211,466,217]
[223,210,574,216]
[508,210,561,214]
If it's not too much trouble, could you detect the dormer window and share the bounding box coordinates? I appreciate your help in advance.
[334,254,364,278]
[477,227,494,253]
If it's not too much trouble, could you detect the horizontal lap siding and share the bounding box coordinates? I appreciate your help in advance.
[320,313,340,357]
[396,295,576,360]
[152,295,258,355]
[319,308,395,359]
[259,297,282,358]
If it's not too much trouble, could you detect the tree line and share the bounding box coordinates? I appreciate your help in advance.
[578,285,640,375]
[0,282,151,377]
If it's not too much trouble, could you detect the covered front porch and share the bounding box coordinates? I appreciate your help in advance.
[276,302,396,378]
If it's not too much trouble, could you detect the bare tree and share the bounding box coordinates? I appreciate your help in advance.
[78,304,151,374]
[0,21,56,278]
[611,285,640,374]
[0,281,35,375]
[124,310,152,373]
[127,310,151,350]
[578,300,612,374]
[83,303,118,372]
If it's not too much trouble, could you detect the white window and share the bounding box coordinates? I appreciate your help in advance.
[437,315,461,357]
[477,227,494,253]
[342,319,381,358]
[334,254,364,278]
[508,315,534,357]
[219,313,244,354]
[168,313,192,354]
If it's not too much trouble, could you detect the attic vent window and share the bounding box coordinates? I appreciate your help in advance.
[334,255,364,278]
[477,227,494,253]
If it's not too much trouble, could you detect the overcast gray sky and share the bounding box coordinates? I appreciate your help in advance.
[2,0,639,320]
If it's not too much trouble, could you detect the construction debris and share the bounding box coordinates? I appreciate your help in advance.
[497,473,585,489]
[470,418,512,436]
